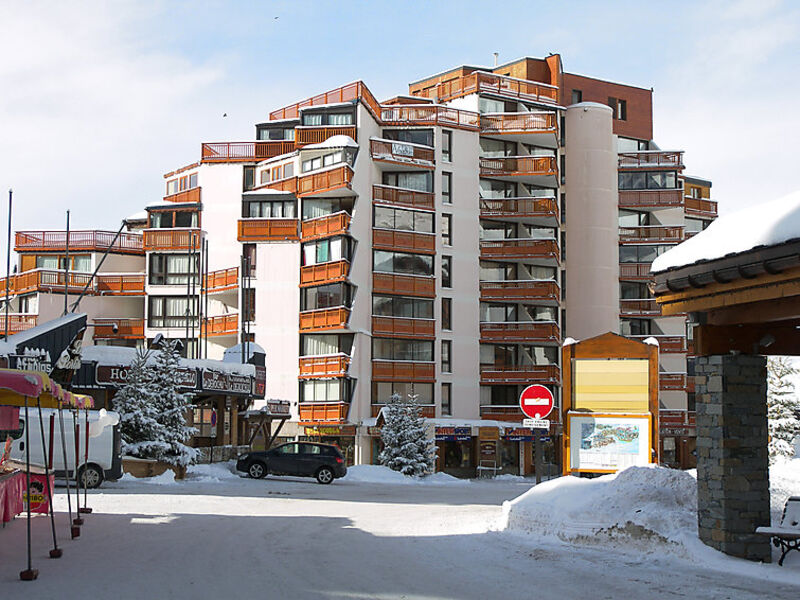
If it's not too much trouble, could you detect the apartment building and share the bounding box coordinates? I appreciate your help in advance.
[1,53,716,474]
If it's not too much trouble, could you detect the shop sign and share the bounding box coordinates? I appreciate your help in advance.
[434,427,471,442]
[504,427,535,442]
[265,399,290,417]
[480,441,496,457]
[202,370,252,395]
[254,366,266,397]
[304,425,357,437]
[478,427,499,441]
[367,426,382,437]
[97,365,197,389]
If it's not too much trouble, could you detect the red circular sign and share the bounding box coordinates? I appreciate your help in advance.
[519,385,554,419]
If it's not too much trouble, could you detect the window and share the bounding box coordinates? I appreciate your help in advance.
[242,288,256,322]
[329,113,353,125]
[243,167,255,191]
[619,245,671,263]
[257,126,295,141]
[560,154,565,185]
[685,218,707,234]
[148,296,198,328]
[571,89,583,104]
[371,382,433,404]
[149,254,199,285]
[300,379,352,403]
[302,198,351,220]
[373,250,433,276]
[620,318,652,336]
[441,255,452,288]
[382,171,432,192]
[36,254,91,272]
[618,210,649,227]
[479,179,516,199]
[372,295,433,319]
[373,206,434,233]
[479,138,516,158]
[441,214,452,246]
[301,110,355,126]
[301,333,354,356]
[372,338,433,361]
[383,129,434,147]
[620,281,651,300]
[243,244,256,277]
[244,199,296,218]
[441,297,452,330]
[301,283,354,310]
[618,171,678,191]
[608,97,627,121]
[149,209,199,229]
[0,419,23,441]
[441,383,452,416]
[302,237,352,266]
[442,130,452,162]
[441,340,451,373]
[441,172,452,204]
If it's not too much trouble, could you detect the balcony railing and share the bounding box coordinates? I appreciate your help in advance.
[480,112,557,135]
[299,307,350,332]
[619,226,684,244]
[297,165,353,197]
[479,197,557,221]
[15,230,143,254]
[163,187,201,204]
[203,314,239,337]
[684,197,718,218]
[237,219,299,242]
[261,177,298,194]
[479,364,560,385]
[379,105,479,130]
[479,321,560,343]
[372,273,435,298]
[298,355,350,379]
[479,280,559,304]
[371,316,435,339]
[0,270,144,297]
[630,335,686,353]
[478,405,527,422]
[201,141,295,163]
[301,211,351,241]
[373,184,435,211]
[620,298,661,317]
[205,267,238,292]
[618,151,684,169]
[270,81,382,122]
[300,260,350,287]
[619,263,652,280]
[92,318,145,340]
[618,189,683,209]
[370,138,434,167]
[95,273,146,295]
[143,229,202,251]
[372,360,435,382]
[372,229,436,254]
[298,401,350,424]
[659,372,687,391]
[295,126,357,147]
[479,238,559,262]
[412,71,559,105]
[371,404,435,418]
[0,313,37,334]
[479,155,557,178]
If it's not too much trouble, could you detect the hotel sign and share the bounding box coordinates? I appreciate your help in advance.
[96,365,197,389]
[201,370,252,395]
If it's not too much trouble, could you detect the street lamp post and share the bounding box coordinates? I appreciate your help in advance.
[4,189,12,340]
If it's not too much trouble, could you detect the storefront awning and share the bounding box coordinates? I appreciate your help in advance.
[0,369,94,409]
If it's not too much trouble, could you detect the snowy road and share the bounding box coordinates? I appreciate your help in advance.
[1,468,798,599]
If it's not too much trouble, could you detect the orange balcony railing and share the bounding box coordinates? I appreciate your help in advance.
[479,280,559,304]
[0,270,144,297]
[15,230,143,254]
[620,299,661,317]
[300,260,350,287]
[261,177,298,194]
[479,321,560,344]
[143,229,202,251]
[92,318,145,340]
[480,112,557,134]
[371,316,435,339]
[298,402,350,424]
[619,263,652,280]
[372,360,435,382]
[205,267,238,292]
[619,226,684,244]
[95,273,146,295]
[295,126,357,147]
[659,372,687,391]
[684,197,718,218]
[618,189,683,209]
[379,105,479,130]
[201,141,295,163]
[618,151,684,169]
[299,307,350,332]
[237,219,299,242]
[479,197,557,221]
[479,156,557,178]
[203,314,239,337]
[372,229,436,254]
[479,239,559,262]
[163,187,201,204]
[270,81,381,121]
[301,212,351,241]
[412,71,559,105]
[630,335,686,353]
[372,273,435,298]
[297,165,353,197]
[0,313,37,334]
[479,364,561,385]
[373,184,435,211]
[298,355,350,379]
[370,138,435,167]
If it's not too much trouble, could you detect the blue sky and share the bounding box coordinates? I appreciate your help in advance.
[0,0,798,258]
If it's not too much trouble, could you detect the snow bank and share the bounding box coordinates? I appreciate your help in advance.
[186,461,241,483]
[118,470,177,485]
[341,465,469,486]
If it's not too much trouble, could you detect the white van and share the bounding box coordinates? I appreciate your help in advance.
[2,407,122,488]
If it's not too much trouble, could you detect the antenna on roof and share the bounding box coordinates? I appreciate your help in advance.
[493,52,499,67]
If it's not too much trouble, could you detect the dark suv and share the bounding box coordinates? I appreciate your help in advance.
[236,442,347,484]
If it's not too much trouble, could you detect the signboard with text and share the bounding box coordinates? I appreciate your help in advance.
[434,427,471,442]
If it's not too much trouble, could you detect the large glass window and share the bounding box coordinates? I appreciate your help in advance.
[619,245,671,263]
[479,179,516,199]
[372,338,433,361]
[301,333,354,356]
[149,254,199,285]
[372,295,433,319]
[442,172,452,204]
[371,382,433,404]
[300,379,352,403]
[480,138,516,158]
[442,255,452,288]
[382,171,432,192]
[620,281,652,299]
[373,206,433,233]
[618,210,649,227]
[302,237,352,266]
[244,199,297,218]
[301,283,354,310]
[620,319,652,336]
[618,171,678,190]
[149,209,199,229]
[441,130,452,162]
[301,109,355,126]
[373,250,433,276]
[302,198,351,220]
[382,129,433,147]
[148,296,198,328]
[441,340,451,373]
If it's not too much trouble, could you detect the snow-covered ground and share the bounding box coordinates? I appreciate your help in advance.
[0,462,798,599]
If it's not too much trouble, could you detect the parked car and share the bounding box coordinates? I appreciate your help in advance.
[236,442,347,484]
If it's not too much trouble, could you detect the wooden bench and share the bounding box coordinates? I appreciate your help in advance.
[756,496,800,566]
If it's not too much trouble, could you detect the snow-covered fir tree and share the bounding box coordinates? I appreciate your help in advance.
[379,393,436,476]
[767,356,800,461]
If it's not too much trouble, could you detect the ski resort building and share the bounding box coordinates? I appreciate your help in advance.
[0,54,717,474]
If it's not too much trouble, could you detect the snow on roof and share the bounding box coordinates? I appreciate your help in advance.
[81,345,255,376]
[126,210,148,222]
[562,337,578,347]
[643,337,659,347]
[7,313,87,346]
[303,135,358,150]
[652,190,800,273]
[242,188,294,196]
[568,101,613,112]
[223,342,265,363]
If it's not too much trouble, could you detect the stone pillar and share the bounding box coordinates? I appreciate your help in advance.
[694,354,771,561]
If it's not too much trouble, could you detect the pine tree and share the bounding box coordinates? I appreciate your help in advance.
[379,393,436,476]
[767,356,800,462]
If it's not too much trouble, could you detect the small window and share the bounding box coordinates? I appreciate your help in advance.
[442,172,452,204]
[441,255,452,288]
[441,383,452,416]
[442,130,452,162]
[608,97,627,121]
[441,214,452,246]
[441,298,452,330]
[188,173,198,188]
[441,340,451,373]
[571,89,582,104]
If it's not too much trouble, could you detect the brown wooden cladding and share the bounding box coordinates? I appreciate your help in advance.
[618,151,683,170]
[15,230,143,254]
[371,360,435,382]
[270,81,381,122]
[298,355,350,379]
[480,112,557,134]
[92,318,145,340]
[300,260,350,287]
[301,212,351,241]
[379,105,479,130]
[659,372,687,391]
[0,270,144,297]
[299,307,350,331]
[618,189,683,209]
[620,299,661,316]
[479,156,557,177]
[479,197,557,221]
[619,263,653,280]
[201,141,295,163]
[143,229,202,251]
[262,177,298,194]
[237,219,299,242]
[372,273,435,298]
[371,316,435,339]
[298,402,350,424]
[479,364,561,385]
[478,405,526,422]
[684,197,718,218]
[479,321,560,343]
[373,185,435,211]
[295,126,357,147]
[479,239,559,262]
[479,280,559,303]
[619,226,684,244]
[203,314,238,337]
[205,267,238,292]
[372,229,436,254]
[630,335,686,353]
[370,139,435,167]
[298,165,353,197]
[411,71,558,105]
[163,187,201,204]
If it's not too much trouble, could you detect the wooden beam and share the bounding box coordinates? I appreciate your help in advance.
[707,297,800,326]
[695,323,800,356]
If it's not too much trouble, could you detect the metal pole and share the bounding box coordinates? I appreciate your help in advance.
[203,239,209,359]
[70,220,127,312]
[185,235,191,357]
[534,429,542,485]
[80,407,91,514]
[19,396,38,580]
[64,210,70,315]
[37,400,62,558]
[57,407,77,538]
[4,189,12,340]
[190,235,196,358]
[72,410,83,526]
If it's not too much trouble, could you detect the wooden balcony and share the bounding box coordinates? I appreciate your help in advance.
[372,360,435,382]
[371,404,435,418]
[619,226,684,244]
[479,156,557,179]
[372,273,435,298]
[301,212,351,241]
[479,280,559,304]
[203,314,239,337]
[163,187,201,204]
[620,299,661,317]
[480,112,557,137]
[0,313,37,334]
[299,307,350,332]
[270,81,381,121]
[479,405,526,422]
[0,270,144,297]
[619,263,653,280]
[630,335,686,353]
[201,141,295,163]
[618,189,683,209]
[370,138,434,168]
[261,177,298,194]
[480,321,560,344]
[205,267,238,293]
[659,372,687,391]
[684,197,718,219]
[371,316,435,339]
[412,71,559,105]
[479,238,559,263]
[143,229,202,251]
[300,260,350,287]
[298,355,350,379]
[92,318,145,340]
[372,229,436,254]
[237,219,299,242]
[379,105,479,130]
[15,230,143,254]
[298,165,354,197]
[95,273,146,295]
[618,151,684,170]
[373,184,435,211]
[298,402,350,424]
[295,126,357,148]
[479,197,557,224]
[480,364,560,385]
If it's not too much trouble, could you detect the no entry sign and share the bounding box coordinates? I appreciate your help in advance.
[519,385,554,420]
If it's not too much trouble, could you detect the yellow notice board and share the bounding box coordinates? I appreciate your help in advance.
[573,359,649,413]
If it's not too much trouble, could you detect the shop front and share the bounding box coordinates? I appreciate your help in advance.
[303,424,357,466]
[435,426,473,478]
